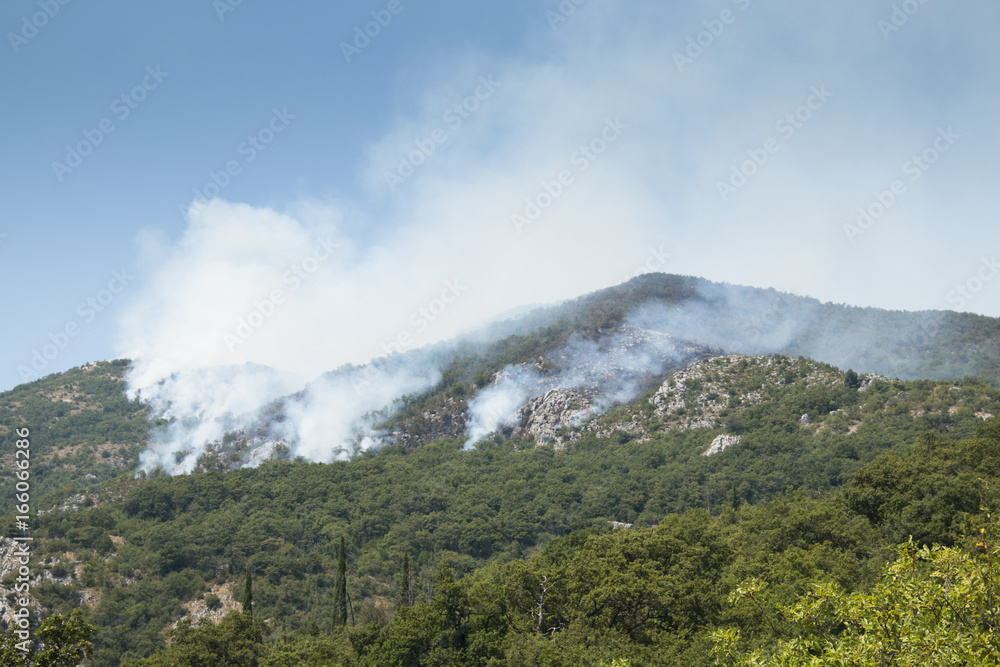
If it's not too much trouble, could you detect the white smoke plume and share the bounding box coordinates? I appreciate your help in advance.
[131,357,442,474]
[463,366,535,449]
[119,199,470,473]
[626,279,961,379]
[274,359,442,463]
[463,324,710,448]
[133,363,305,474]
[117,0,997,471]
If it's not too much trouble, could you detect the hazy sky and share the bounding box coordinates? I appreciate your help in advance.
[2,0,998,393]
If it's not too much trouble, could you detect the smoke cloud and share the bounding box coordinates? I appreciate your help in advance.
[116,1,998,471]
[626,279,968,381]
[463,324,711,448]
[132,363,304,474]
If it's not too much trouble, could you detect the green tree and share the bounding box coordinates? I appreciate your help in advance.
[715,536,1000,666]
[0,609,96,667]
[123,611,261,667]
[333,537,348,627]
[399,553,411,609]
[243,567,253,618]
[844,368,860,389]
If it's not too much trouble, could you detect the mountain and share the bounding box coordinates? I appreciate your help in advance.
[0,360,149,513]
[3,273,1000,664]
[4,272,1000,500]
[131,273,1000,474]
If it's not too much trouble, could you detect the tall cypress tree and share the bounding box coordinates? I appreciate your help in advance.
[334,537,348,627]
[400,553,411,608]
[243,566,253,617]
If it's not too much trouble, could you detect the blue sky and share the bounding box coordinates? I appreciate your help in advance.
[1,0,998,393]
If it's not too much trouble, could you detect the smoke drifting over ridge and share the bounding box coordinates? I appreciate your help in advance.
[463,324,713,449]
[118,189,657,471]
[625,278,976,382]
[133,364,304,474]
[131,358,442,474]
[114,1,999,471]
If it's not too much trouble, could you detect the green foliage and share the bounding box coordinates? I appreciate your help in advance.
[0,609,96,667]
[124,612,262,667]
[334,537,348,628]
[6,338,1000,665]
[399,553,411,609]
[845,420,1000,545]
[0,360,149,512]
[18,407,1000,665]
[243,567,253,618]
[258,631,351,666]
[715,535,1000,666]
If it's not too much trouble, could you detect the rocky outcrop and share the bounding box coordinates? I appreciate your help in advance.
[174,583,241,628]
[859,374,891,391]
[703,434,741,456]
[513,389,596,449]
[0,538,61,626]
[485,326,716,447]
[649,355,846,431]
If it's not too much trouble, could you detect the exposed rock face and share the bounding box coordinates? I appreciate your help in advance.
[858,374,891,391]
[649,355,846,431]
[0,538,62,626]
[490,326,716,447]
[703,434,741,456]
[513,389,596,449]
[174,583,241,628]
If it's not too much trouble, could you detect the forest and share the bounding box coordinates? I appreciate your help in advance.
[3,368,1000,664]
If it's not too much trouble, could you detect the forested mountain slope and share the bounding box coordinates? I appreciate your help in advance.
[3,354,999,665]
[4,274,1000,664]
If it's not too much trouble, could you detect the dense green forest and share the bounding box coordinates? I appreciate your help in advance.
[0,360,151,512]
[3,363,1000,664]
[7,418,1000,665]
